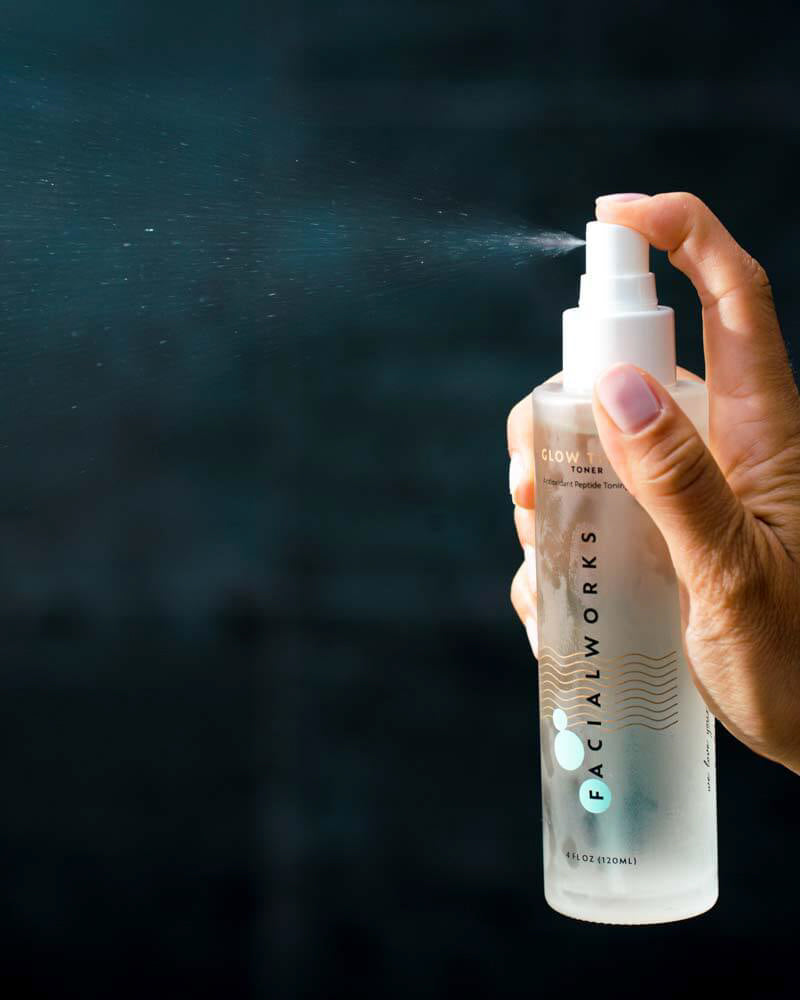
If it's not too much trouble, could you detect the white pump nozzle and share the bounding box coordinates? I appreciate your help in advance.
[585,220,649,276]
[562,218,676,393]
[578,221,658,312]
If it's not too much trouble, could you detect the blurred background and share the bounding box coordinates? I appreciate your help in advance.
[2,1,800,996]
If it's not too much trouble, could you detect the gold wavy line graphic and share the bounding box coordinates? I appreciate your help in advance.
[538,647,677,664]
[539,688,678,704]
[539,680,678,695]
[538,662,680,672]
[615,666,678,676]
[614,677,678,689]
[538,659,678,675]
[539,684,678,704]
[540,658,678,670]
[540,698,678,714]
[541,695,679,711]
[539,666,678,683]
[603,719,680,733]
[539,685,611,698]
[538,652,678,664]
[539,660,612,678]
[616,692,680,706]
[538,675,609,685]
[539,660,678,677]
[537,650,598,663]
[539,666,680,680]
[539,654,678,667]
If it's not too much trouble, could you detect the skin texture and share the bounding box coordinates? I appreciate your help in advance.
[508,191,800,777]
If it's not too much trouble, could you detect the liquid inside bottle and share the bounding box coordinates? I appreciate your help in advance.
[532,376,718,925]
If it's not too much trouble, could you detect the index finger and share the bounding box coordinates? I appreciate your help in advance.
[595,191,799,479]
[595,192,793,399]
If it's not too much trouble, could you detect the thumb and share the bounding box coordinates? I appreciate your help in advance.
[592,362,748,590]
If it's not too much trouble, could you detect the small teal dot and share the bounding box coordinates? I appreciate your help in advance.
[553,708,568,732]
[554,729,584,770]
[579,778,612,813]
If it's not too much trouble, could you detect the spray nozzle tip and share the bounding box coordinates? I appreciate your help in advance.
[585,220,649,277]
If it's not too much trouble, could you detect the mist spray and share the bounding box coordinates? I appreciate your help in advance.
[532,220,718,924]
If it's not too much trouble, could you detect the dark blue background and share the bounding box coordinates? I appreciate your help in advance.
[2,2,799,997]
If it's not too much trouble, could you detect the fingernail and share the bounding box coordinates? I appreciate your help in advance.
[509,451,526,501]
[595,365,662,434]
[524,544,537,592]
[525,617,539,660]
[595,192,649,203]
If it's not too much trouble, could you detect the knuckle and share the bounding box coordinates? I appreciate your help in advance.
[506,407,515,451]
[666,190,707,219]
[661,192,709,261]
[675,190,704,210]
[744,254,775,303]
[506,394,532,453]
[748,255,771,289]
[638,425,710,500]
[514,504,534,546]
[510,568,523,617]
[510,565,530,622]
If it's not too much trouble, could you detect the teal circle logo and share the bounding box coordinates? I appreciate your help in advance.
[553,708,584,770]
[552,707,612,813]
[579,778,612,814]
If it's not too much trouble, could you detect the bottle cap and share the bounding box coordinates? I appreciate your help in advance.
[562,220,676,393]
[579,221,658,311]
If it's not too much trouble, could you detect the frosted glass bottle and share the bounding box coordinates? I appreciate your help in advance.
[530,219,719,924]
[533,376,718,924]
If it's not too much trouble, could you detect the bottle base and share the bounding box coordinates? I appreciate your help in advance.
[544,880,718,926]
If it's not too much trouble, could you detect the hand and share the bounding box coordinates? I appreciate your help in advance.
[508,191,800,776]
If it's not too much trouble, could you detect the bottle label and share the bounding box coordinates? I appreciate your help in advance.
[534,420,716,902]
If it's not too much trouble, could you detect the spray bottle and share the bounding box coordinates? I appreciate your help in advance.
[532,220,718,924]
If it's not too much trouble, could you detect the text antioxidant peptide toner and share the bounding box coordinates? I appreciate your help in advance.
[532,220,718,925]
